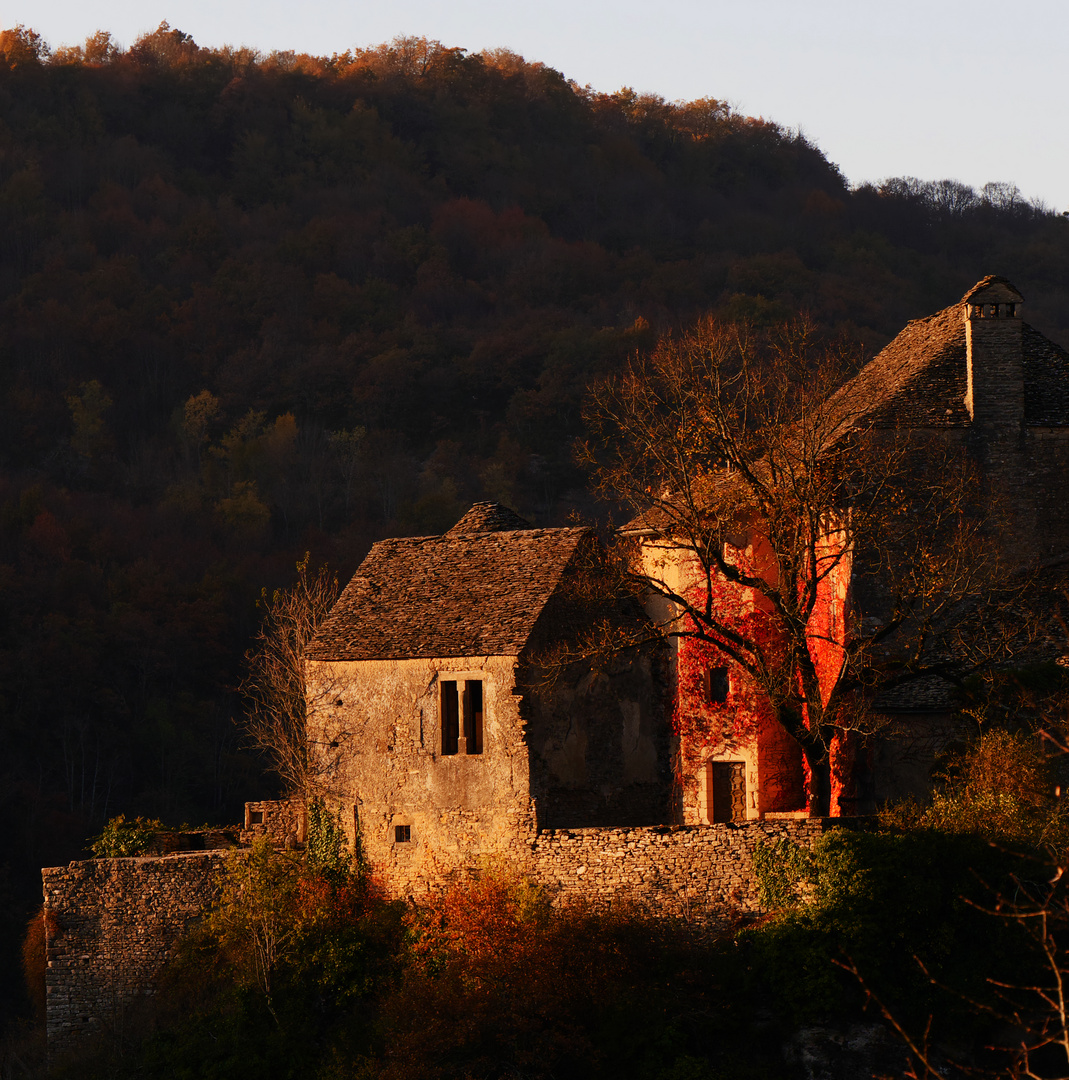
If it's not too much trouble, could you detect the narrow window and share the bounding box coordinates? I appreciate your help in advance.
[703,666,729,704]
[464,680,484,754]
[1007,302,1017,317]
[394,825,410,843]
[441,680,459,755]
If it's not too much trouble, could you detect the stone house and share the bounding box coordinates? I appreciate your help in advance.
[304,502,669,894]
[48,277,1067,1058]
[627,276,1069,826]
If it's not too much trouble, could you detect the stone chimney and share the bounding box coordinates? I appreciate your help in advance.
[961,276,1033,561]
[962,276,1024,430]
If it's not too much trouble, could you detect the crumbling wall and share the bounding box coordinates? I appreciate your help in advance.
[43,852,227,1061]
[43,819,854,1062]
[241,798,307,847]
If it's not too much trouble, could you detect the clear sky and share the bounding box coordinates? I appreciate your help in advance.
[8,0,1067,210]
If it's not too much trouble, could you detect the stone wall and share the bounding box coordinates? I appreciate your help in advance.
[43,851,228,1061]
[241,798,307,847]
[42,819,858,1060]
[522,819,835,921]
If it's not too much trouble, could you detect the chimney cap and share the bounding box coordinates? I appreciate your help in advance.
[961,275,1024,306]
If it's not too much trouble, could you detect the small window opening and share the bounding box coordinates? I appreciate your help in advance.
[394,825,410,843]
[248,810,264,826]
[1007,302,1017,317]
[992,303,1001,318]
[441,680,459,754]
[703,667,729,704]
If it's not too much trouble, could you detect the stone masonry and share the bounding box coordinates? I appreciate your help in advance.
[43,851,227,1062]
[519,819,834,920]
[42,815,842,1058]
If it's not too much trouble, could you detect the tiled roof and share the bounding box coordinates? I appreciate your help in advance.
[828,303,970,428]
[624,276,1069,533]
[873,674,961,714]
[307,507,591,661]
[1023,325,1069,425]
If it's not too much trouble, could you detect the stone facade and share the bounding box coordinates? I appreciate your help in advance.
[241,797,307,847]
[305,504,671,890]
[42,852,227,1061]
[628,275,1069,823]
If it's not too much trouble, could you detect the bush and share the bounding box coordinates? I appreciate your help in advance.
[753,837,814,909]
[880,728,1068,847]
[746,828,1034,1036]
[88,814,165,857]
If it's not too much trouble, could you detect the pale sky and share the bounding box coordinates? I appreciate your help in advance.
[7,0,1067,211]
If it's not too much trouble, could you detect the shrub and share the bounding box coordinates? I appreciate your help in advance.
[753,837,814,909]
[746,828,1033,1034]
[880,728,1068,847]
[88,815,165,857]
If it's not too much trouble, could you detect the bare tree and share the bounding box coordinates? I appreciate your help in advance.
[581,315,1024,814]
[240,555,339,795]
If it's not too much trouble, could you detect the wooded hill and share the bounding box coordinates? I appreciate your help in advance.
[1,21,1068,1026]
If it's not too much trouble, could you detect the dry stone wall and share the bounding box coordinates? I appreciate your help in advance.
[43,851,228,1061]
[42,818,855,1060]
[522,819,832,920]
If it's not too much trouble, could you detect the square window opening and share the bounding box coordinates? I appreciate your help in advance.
[394,825,411,843]
[248,810,264,826]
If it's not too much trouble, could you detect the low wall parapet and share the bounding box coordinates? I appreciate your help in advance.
[522,819,835,920]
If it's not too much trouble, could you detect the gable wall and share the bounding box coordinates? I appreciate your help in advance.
[307,655,532,894]
[520,646,671,830]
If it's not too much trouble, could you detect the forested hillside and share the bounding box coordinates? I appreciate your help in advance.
[1,21,1067,1027]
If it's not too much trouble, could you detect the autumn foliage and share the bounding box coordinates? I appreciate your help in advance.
[2,15,1069,1040]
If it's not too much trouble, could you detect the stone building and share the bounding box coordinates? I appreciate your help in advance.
[628,275,1069,825]
[304,502,670,894]
[41,275,1069,1059]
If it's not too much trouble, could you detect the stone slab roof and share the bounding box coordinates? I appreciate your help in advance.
[308,509,591,661]
[447,502,532,534]
[829,276,1069,429]
[873,674,961,714]
[624,276,1069,534]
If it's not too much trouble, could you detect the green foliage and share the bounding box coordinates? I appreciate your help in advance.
[746,828,1033,1035]
[305,799,350,880]
[753,838,814,909]
[208,838,304,1001]
[89,815,165,857]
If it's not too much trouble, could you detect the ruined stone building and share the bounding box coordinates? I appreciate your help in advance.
[304,501,669,894]
[625,276,1069,827]
[41,275,1069,1058]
